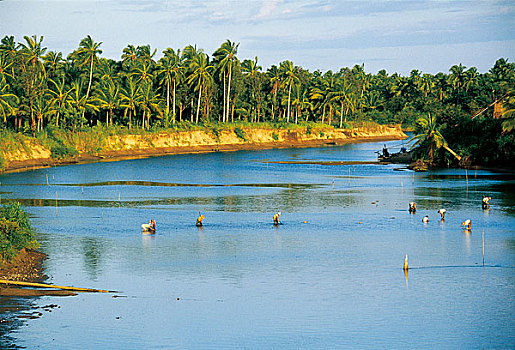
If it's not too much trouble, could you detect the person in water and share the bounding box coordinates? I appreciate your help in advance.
[142,219,156,233]
[482,196,491,209]
[409,202,417,213]
[422,215,429,223]
[462,219,472,231]
[196,213,205,227]
[438,208,446,220]
[273,212,281,225]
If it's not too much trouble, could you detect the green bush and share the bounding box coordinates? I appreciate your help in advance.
[272,132,279,141]
[0,203,38,262]
[51,143,79,159]
[234,127,247,141]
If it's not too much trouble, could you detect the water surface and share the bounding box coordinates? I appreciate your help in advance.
[1,139,514,349]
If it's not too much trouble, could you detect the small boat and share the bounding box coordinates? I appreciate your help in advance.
[377,147,412,164]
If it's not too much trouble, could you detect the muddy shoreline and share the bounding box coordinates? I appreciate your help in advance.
[3,133,404,174]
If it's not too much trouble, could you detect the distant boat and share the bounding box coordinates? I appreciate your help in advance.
[376,147,413,164]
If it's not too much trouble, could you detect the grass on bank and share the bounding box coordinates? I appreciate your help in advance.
[0,203,39,263]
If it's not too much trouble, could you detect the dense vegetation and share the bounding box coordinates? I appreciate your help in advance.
[0,203,38,262]
[0,35,513,166]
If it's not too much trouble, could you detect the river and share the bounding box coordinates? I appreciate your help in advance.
[1,138,514,349]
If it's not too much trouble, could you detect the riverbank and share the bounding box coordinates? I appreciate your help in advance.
[1,123,406,173]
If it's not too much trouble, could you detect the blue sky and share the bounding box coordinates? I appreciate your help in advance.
[1,0,514,75]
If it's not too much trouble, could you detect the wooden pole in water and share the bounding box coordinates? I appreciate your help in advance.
[482,229,485,267]
[46,174,49,186]
[0,279,115,293]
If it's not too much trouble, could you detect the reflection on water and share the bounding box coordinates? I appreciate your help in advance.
[0,138,514,349]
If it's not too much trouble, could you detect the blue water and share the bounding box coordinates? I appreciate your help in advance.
[1,139,514,349]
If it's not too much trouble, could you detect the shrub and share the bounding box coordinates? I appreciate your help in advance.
[272,132,279,141]
[0,203,38,262]
[51,143,79,159]
[234,127,247,141]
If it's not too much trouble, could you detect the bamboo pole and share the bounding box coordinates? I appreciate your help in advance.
[482,229,485,267]
[0,279,115,293]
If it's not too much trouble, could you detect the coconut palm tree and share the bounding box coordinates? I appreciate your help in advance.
[47,77,72,127]
[43,51,63,78]
[19,35,47,136]
[76,35,102,123]
[0,78,19,124]
[449,63,466,105]
[279,60,299,123]
[157,51,176,124]
[121,44,138,68]
[120,77,140,129]
[130,61,154,86]
[267,65,281,120]
[168,49,184,124]
[137,81,162,129]
[0,35,19,79]
[187,53,214,124]
[213,40,239,123]
[94,80,120,126]
[242,57,262,121]
[410,113,461,164]
[0,55,14,82]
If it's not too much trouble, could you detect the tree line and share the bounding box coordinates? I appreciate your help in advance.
[0,35,513,165]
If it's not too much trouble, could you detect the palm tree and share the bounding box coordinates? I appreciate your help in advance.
[76,35,102,118]
[329,77,353,127]
[410,113,461,164]
[120,77,140,129]
[43,51,63,78]
[187,53,214,124]
[130,61,153,85]
[213,40,239,123]
[94,80,120,126]
[68,80,98,129]
[0,78,19,124]
[0,55,14,82]
[449,63,466,104]
[168,49,184,124]
[279,60,299,123]
[19,35,47,136]
[157,51,175,124]
[121,44,138,68]
[267,65,281,120]
[242,57,262,121]
[136,45,157,65]
[0,35,19,79]
[33,95,52,132]
[47,77,72,127]
[137,82,162,129]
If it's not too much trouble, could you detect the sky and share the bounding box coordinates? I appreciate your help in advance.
[1,0,514,75]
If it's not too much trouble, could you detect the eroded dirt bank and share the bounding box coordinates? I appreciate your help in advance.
[2,124,406,173]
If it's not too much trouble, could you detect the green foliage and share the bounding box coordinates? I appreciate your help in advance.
[272,132,279,140]
[0,203,38,262]
[234,126,247,141]
[50,142,79,159]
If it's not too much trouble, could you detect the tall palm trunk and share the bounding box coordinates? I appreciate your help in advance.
[222,74,226,122]
[196,83,202,124]
[172,79,176,123]
[226,66,232,124]
[287,84,292,123]
[82,59,94,122]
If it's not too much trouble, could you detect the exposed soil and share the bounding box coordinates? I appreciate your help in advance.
[2,126,406,173]
[0,249,76,297]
